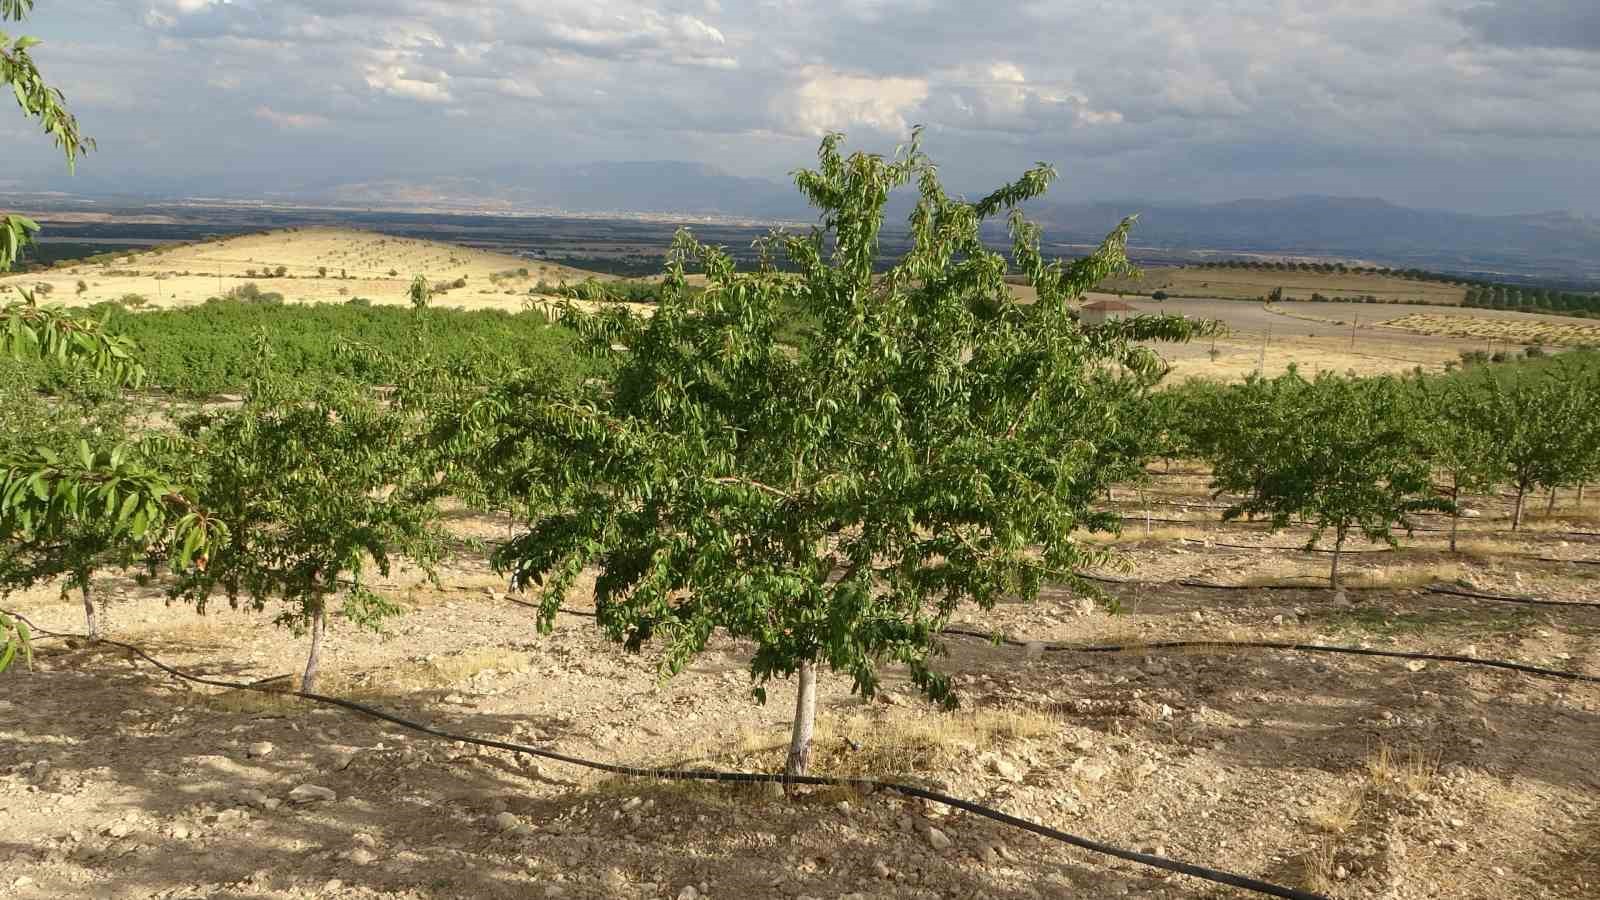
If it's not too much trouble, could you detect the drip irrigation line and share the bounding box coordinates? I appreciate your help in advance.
[0,608,1326,900]
[1425,585,1600,611]
[1179,538,1395,556]
[936,629,1600,684]
[1177,539,1598,566]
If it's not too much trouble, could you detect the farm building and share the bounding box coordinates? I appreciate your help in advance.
[1079,298,1137,326]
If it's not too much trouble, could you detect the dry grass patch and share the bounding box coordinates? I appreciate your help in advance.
[1297,838,1341,895]
[408,648,530,687]
[1380,312,1600,347]
[720,705,1062,780]
[1084,525,1214,545]
[1366,743,1437,799]
[1309,784,1368,835]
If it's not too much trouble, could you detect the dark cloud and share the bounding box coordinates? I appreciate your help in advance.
[1458,0,1600,51]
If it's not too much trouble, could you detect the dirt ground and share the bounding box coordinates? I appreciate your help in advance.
[3,476,1597,900]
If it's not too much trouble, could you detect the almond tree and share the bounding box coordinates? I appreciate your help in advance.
[169,360,446,691]
[1208,371,1446,589]
[1481,362,1598,530]
[1,301,221,666]
[484,133,1205,782]
[1415,376,1504,552]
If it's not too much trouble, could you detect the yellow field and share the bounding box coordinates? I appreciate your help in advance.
[1378,313,1600,347]
[0,228,606,311]
[1100,266,1466,305]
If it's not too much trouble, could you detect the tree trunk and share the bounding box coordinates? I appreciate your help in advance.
[1449,485,1460,554]
[81,583,98,640]
[1513,486,1527,531]
[1329,529,1346,591]
[784,660,818,796]
[1579,483,1587,506]
[1547,487,1558,517]
[301,605,327,693]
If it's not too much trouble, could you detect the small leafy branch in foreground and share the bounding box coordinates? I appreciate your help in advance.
[486,132,1208,782]
[2,0,93,271]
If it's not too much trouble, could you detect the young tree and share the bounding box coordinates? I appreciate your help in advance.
[409,275,431,310]
[170,363,446,691]
[485,133,1205,783]
[1208,371,1445,589]
[1415,376,1504,552]
[1481,363,1598,530]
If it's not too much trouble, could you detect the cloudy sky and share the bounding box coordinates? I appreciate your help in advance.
[5,0,1599,214]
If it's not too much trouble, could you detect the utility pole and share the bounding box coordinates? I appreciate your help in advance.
[1350,313,1358,351]
[1259,323,1271,373]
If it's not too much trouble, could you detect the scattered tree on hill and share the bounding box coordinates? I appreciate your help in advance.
[409,275,431,310]
[482,133,1206,784]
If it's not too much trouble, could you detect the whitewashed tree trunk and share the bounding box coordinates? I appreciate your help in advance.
[81,584,97,640]
[784,660,817,794]
[1329,529,1347,590]
[1449,485,1461,554]
[301,605,327,693]
[1513,487,1527,531]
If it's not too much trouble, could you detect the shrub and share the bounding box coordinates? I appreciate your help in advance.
[1151,290,1169,300]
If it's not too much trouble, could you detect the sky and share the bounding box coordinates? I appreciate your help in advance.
[4,0,1599,215]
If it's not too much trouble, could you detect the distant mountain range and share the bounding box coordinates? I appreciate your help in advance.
[16,161,1600,285]
[1021,196,1600,284]
[302,167,1600,283]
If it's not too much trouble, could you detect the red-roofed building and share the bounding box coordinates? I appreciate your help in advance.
[1080,299,1137,326]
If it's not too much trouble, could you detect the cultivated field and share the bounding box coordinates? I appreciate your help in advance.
[0,229,1582,384]
[3,477,1596,899]
[1075,297,1569,381]
[0,228,606,312]
[1101,267,1468,306]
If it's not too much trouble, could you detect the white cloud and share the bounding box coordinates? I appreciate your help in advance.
[11,0,1600,213]
[253,105,330,130]
[364,65,453,103]
[780,67,929,136]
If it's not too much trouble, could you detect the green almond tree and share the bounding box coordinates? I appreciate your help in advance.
[485,133,1206,782]
[1480,361,1599,530]
[1415,375,1505,552]
[169,359,447,692]
[1209,371,1447,589]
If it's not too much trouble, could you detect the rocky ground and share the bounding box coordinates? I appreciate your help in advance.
[2,482,1597,900]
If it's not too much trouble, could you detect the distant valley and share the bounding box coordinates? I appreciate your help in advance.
[9,161,1600,287]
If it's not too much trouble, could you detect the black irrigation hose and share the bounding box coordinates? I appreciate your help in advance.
[1425,585,1600,611]
[507,586,1593,681]
[936,629,1600,684]
[0,609,1327,900]
[1113,514,1600,540]
[1179,538,1396,556]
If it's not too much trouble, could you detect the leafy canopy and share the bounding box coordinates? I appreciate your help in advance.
[1205,369,1447,584]
[167,354,447,678]
[489,132,1206,708]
